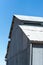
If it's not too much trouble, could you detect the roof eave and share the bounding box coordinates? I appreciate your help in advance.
[31,40,43,44]
[14,14,43,22]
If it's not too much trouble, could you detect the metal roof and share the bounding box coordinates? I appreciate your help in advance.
[9,15,43,38]
[19,25,43,41]
[15,15,43,22]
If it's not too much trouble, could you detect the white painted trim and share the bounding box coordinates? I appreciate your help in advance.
[14,14,43,22]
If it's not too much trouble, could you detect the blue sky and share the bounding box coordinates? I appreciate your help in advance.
[0,0,43,65]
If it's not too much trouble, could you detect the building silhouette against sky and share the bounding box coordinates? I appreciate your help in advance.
[5,15,43,65]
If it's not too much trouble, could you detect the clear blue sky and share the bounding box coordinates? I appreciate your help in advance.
[0,0,43,65]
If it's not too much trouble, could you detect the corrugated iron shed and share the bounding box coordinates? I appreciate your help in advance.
[5,15,43,60]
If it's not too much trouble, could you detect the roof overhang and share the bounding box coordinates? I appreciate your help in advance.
[15,14,43,22]
[31,40,43,44]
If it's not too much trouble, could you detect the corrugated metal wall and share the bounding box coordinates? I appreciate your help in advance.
[32,44,43,65]
[7,18,30,65]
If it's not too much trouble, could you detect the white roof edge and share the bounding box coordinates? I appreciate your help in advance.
[14,14,43,22]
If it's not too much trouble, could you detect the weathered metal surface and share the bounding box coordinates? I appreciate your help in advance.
[32,44,43,65]
[19,25,43,41]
